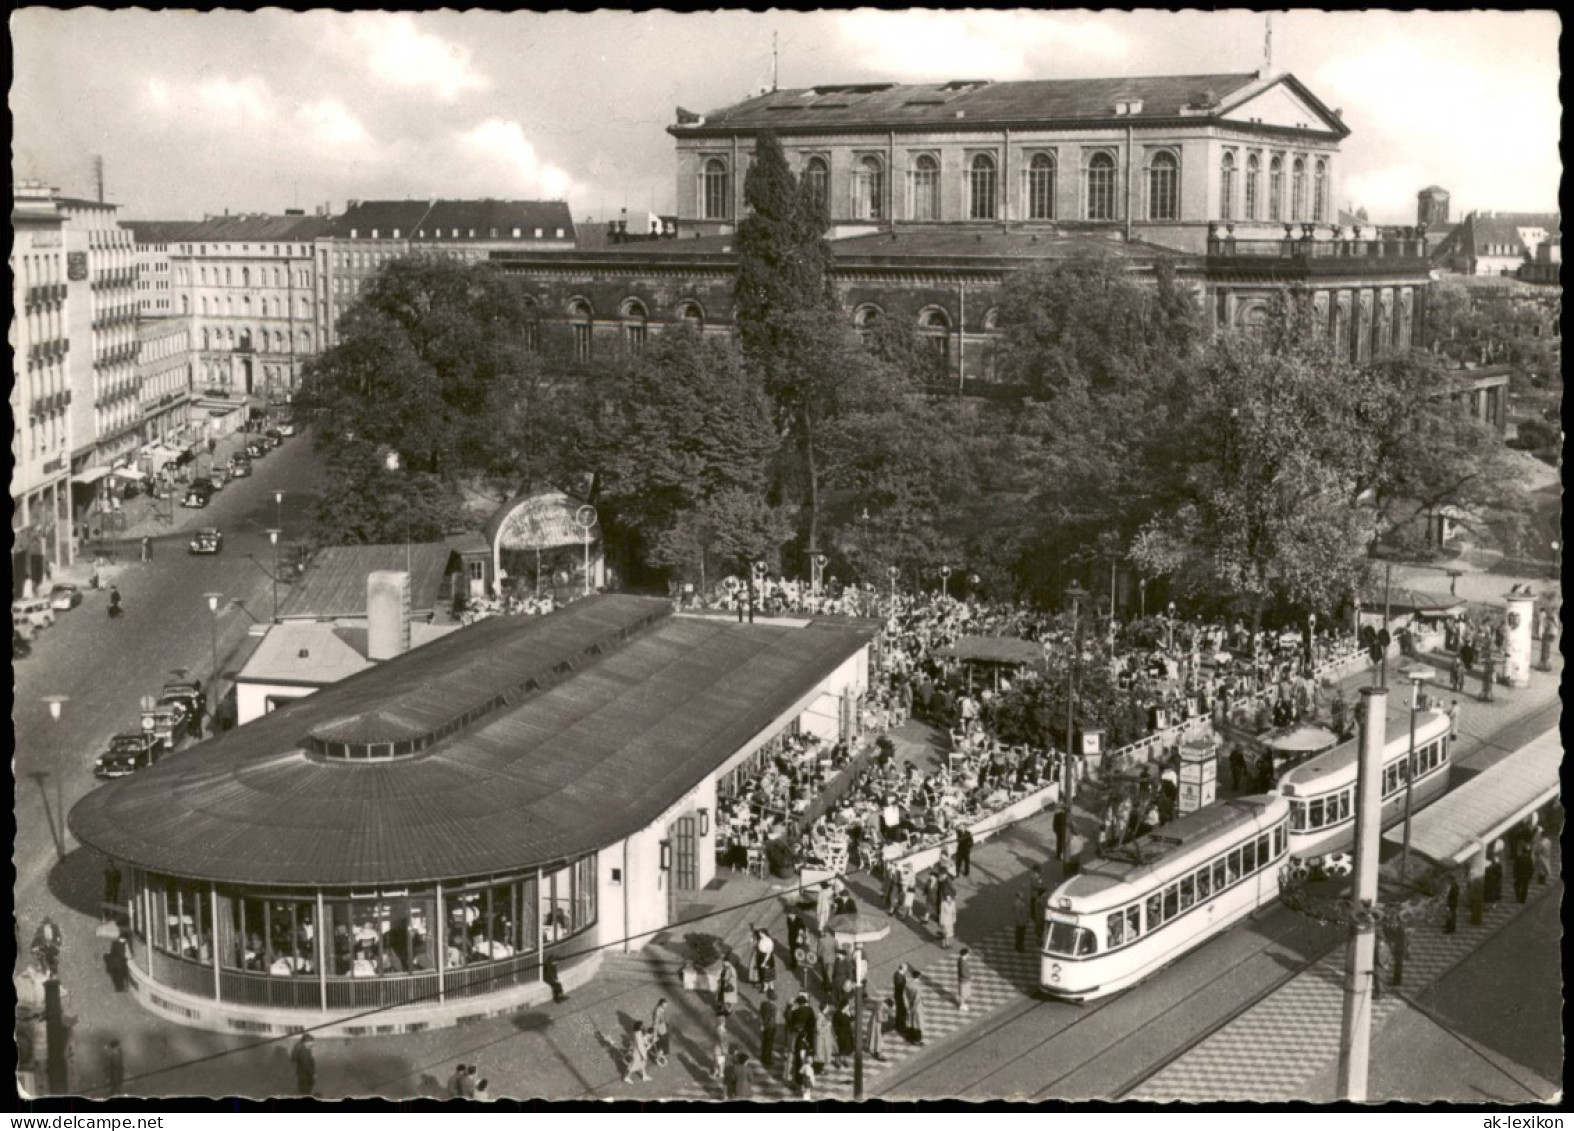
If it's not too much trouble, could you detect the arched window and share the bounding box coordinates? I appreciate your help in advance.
[180,295,189,315]
[1026,153,1055,220]
[676,301,705,329]
[568,298,594,361]
[1291,158,1307,221]
[1218,152,1235,221]
[1149,152,1180,221]
[802,156,829,212]
[969,153,998,221]
[853,156,884,221]
[201,328,210,351]
[700,158,730,221]
[620,298,648,354]
[911,155,940,222]
[918,307,951,368]
[1314,159,1328,222]
[242,267,250,287]
[1086,153,1117,221]
[1245,154,1261,220]
[852,304,882,346]
[1269,156,1284,221]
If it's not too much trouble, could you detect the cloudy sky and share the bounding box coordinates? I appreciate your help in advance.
[11,9,1561,224]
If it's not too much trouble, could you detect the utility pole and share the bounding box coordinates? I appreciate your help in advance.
[772,31,779,92]
[1336,685,1387,1101]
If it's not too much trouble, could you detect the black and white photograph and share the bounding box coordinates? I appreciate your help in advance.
[10,8,1562,1108]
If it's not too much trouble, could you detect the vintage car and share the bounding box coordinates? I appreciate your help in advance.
[228,456,253,478]
[189,528,224,555]
[277,420,298,437]
[181,490,209,509]
[244,440,268,460]
[94,732,165,779]
[12,596,56,631]
[263,429,284,448]
[160,682,206,733]
[48,583,83,611]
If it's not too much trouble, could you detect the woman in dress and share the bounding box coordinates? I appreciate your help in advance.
[937,892,957,948]
[650,998,670,1066]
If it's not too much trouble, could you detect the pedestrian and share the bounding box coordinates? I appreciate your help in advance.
[623,1022,651,1084]
[831,945,852,1008]
[1513,842,1534,902]
[723,1048,740,1098]
[1532,829,1555,885]
[865,996,886,1061]
[899,864,917,920]
[715,952,738,1017]
[956,946,972,1011]
[905,969,926,1045]
[1228,746,1247,792]
[139,536,149,563]
[1480,653,1496,702]
[758,987,777,1068]
[955,825,973,877]
[813,1003,834,1071]
[1030,877,1048,944]
[711,1014,730,1081]
[1013,891,1030,953]
[937,892,957,949]
[543,952,567,1003]
[892,962,909,1034]
[1459,638,1477,673]
[292,1034,316,1097]
[103,1038,125,1095]
[816,929,837,996]
[832,1001,856,1069]
[793,1037,815,1100]
[1449,655,1464,692]
[447,1064,467,1097]
[1373,933,1391,1000]
[1483,849,1504,903]
[474,1078,493,1102]
[752,927,775,989]
[103,865,122,915]
[463,1064,479,1098]
[650,997,671,1067]
[32,918,62,977]
[814,883,833,934]
[1443,875,1460,934]
[105,929,131,993]
[732,1052,754,1099]
[1387,923,1408,988]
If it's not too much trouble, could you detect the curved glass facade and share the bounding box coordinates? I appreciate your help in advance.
[125,856,598,1012]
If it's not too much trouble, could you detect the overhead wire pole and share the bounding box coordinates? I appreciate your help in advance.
[1337,684,1387,1101]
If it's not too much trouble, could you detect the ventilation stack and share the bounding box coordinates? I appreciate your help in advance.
[367,570,411,661]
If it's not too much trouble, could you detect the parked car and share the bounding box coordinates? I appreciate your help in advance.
[208,468,228,490]
[277,421,298,437]
[189,528,224,555]
[263,429,283,448]
[182,489,210,509]
[12,596,56,631]
[190,476,215,496]
[13,627,32,658]
[159,682,206,737]
[48,583,83,611]
[94,732,165,779]
[228,456,252,478]
[244,440,268,460]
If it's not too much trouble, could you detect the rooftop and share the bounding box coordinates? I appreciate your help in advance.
[1056,796,1279,898]
[329,199,576,241]
[277,540,465,620]
[173,214,334,242]
[235,619,460,688]
[68,595,874,886]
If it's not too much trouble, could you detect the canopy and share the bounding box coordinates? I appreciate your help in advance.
[828,911,891,944]
[936,636,1044,666]
[1360,586,1466,617]
[1264,724,1339,754]
[72,467,113,485]
[111,467,146,481]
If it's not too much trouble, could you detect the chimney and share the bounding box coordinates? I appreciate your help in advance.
[367,570,411,661]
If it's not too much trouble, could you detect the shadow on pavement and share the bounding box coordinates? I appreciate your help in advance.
[48,845,111,919]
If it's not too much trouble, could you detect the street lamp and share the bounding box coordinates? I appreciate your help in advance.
[266,529,281,622]
[204,593,223,722]
[940,565,952,601]
[273,488,284,531]
[1166,601,1177,653]
[1399,667,1435,880]
[1139,578,1147,620]
[1061,583,1089,864]
[749,560,768,624]
[41,695,70,861]
[887,565,899,619]
[811,553,828,597]
[575,505,598,598]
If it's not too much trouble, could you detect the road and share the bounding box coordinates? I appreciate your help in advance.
[13,433,327,914]
[874,694,1563,1101]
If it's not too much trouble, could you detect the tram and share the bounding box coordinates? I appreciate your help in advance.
[1040,794,1290,1003]
[1277,706,1453,867]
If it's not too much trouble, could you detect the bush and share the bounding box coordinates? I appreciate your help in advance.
[1511,418,1560,450]
[683,932,726,968]
[764,838,795,879]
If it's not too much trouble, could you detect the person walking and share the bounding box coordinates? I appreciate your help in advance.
[937,891,957,949]
[1449,654,1464,693]
[905,969,926,1046]
[892,963,909,1035]
[814,883,834,935]
[650,998,671,1067]
[623,1022,651,1084]
[1228,746,1247,792]
[956,946,973,1012]
[543,952,567,1003]
[1372,932,1391,1000]
[832,1001,856,1070]
[816,929,838,998]
[813,1003,835,1072]
[751,927,775,989]
[105,928,131,993]
[1013,891,1031,953]
[865,996,886,1062]
[715,953,738,1017]
[1444,875,1460,934]
[757,988,778,1069]
[793,1037,815,1100]
[447,1064,468,1098]
[955,825,974,877]
[731,1052,755,1099]
[103,1038,125,1096]
[292,1034,316,1097]
[1480,652,1496,702]
[462,1065,479,1099]
[1484,849,1504,904]
[710,1015,730,1082]
[1513,841,1535,902]
[1387,922,1408,988]
[1030,877,1048,945]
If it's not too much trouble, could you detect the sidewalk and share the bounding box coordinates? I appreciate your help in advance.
[85,429,261,549]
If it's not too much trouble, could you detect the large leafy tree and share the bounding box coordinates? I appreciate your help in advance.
[306,440,465,547]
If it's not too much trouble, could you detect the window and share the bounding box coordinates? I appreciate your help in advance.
[853,304,882,346]
[1196,865,1212,900]
[853,155,884,221]
[1162,883,1179,920]
[1291,158,1306,221]
[620,298,648,353]
[1309,798,1325,829]
[1242,838,1258,873]
[1045,920,1096,957]
[1274,826,1286,856]
[1219,152,1236,221]
[568,299,593,361]
[1245,154,1260,220]
[1269,157,1284,221]
[1026,153,1055,220]
[968,153,998,220]
[1178,874,1196,911]
[911,155,940,221]
[1086,153,1117,221]
[1149,152,1180,220]
[700,158,730,220]
[918,307,950,367]
[802,156,829,212]
[1314,159,1328,222]
[1258,834,1271,863]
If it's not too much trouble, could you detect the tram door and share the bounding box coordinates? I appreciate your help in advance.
[668,815,699,921]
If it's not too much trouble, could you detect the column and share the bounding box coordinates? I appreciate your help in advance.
[1503,592,1535,687]
[434,882,445,1003]
[210,884,222,1000]
[536,868,546,982]
[317,891,328,1011]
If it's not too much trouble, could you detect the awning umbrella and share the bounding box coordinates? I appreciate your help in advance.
[1264,724,1339,755]
[110,467,146,481]
[828,910,891,945]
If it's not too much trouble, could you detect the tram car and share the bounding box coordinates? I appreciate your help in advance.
[1040,794,1290,1002]
[1277,705,1452,871]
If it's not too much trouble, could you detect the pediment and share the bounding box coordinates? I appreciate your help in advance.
[1219,80,1342,133]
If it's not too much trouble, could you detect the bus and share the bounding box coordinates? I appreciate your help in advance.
[1277,706,1453,868]
[1041,794,1291,1002]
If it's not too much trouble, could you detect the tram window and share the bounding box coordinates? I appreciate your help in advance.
[1290,802,1306,831]
[1225,852,1241,884]
[1162,884,1179,920]
[1337,792,1350,821]
[1242,840,1257,872]
[1107,911,1126,947]
[1213,860,1228,890]
[1126,906,1141,939]
[1178,875,1196,910]
[1146,893,1163,927]
[1258,834,1270,861]
[1196,866,1212,900]
[1309,799,1325,828]
[1046,920,1097,957]
[1274,827,1285,856]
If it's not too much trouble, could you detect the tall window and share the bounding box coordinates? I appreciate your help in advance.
[911,155,940,221]
[968,154,998,220]
[1269,157,1284,221]
[853,156,884,221]
[1245,154,1261,220]
[700,158,729,221]
[1291,158,1307,221]
[1149,152,1180,221]
[918,308,950,369]
[568,299,593,361]
[1314,159,1328,222]
[802,157,828,212]
[1026,153,1055,220]
[853,305,881,347]
[1218,152,1236,221]
[1086,153,1117,221]
[620,299,648,354]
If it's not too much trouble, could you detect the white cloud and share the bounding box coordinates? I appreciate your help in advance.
[143,77,173,112]
[835,9,1127,80]
[194,74,277,124]
[295,99,372,151]
[456,118,574,201]
[339,14,490,102]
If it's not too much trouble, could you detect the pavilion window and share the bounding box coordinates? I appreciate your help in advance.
[1314,159,1329,222]
[852,156,884,221]
[1245,154,1260,220]
[1291,158,1307,221]
[802,156,829,213]
[968,154,998,221]
[1025,153,1055,220]
[1218,152,1235,221]
[1149,152,1180,221]
[700,158,730,221]
[1086,153,1117,221]
[1269,157,1284,221]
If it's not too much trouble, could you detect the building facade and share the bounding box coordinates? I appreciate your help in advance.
[1431,210,1562,277]
[135,315,194,446]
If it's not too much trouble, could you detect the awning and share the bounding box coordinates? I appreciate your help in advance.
[72,467,113,485]
[111,467,147,481]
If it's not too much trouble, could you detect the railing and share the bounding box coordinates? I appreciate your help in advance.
[325,970,440,1011]
[444,951,541,1000]
[1208,235,1429,261]
[148,947,215,999]
[220,967,322,1009]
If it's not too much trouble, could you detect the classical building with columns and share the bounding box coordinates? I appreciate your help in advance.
[492,70,1433,372]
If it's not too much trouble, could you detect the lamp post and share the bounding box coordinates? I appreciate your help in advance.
[204,593,223,721]
[887,565,899,620]
[1166,601,1177,653]
[41,695,70,861]
[273,489,284,533]
[811,553,828,597]
[266,529,281,622]
[1139,578,1146,620]
[575,505,598,598]
[1307,612,1318,672]
[750,560,768,624]
[1061,583,1089,864]
[1399,667,1435,881]
[941,565,952,601]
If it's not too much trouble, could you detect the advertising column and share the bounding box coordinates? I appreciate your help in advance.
[1502,591,1535,688]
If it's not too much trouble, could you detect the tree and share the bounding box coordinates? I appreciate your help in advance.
[306,440,465,547]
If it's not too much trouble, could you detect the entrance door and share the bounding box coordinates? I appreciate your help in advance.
[668,815,698,923]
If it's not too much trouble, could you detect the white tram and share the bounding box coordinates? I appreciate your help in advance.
[1040,795,1290,1002]
[1277,707,1453,867]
